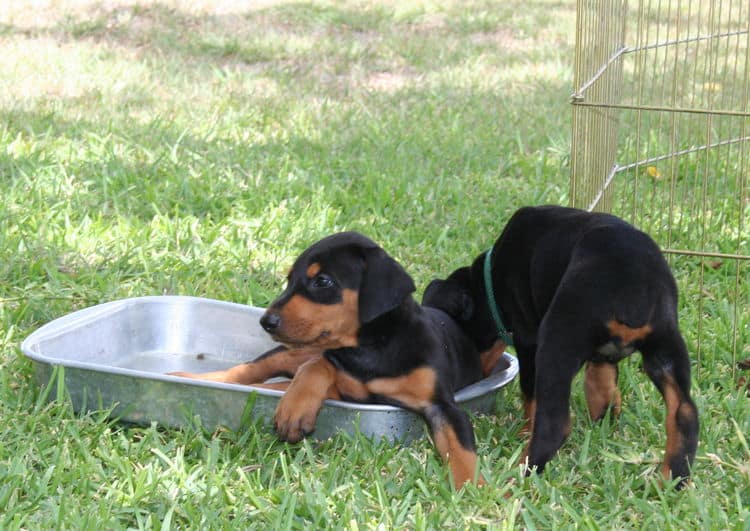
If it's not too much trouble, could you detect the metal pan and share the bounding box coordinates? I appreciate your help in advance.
[21,296,518,442]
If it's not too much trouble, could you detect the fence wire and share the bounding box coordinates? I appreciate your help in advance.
[571,0,749,365]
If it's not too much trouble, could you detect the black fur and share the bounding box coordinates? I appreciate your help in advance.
[424,205,699,488]
[259,232,487,487]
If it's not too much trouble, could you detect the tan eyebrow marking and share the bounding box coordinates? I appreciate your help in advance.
[306,263,321,278]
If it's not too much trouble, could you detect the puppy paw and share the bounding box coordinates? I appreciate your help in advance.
[273,395,320,443]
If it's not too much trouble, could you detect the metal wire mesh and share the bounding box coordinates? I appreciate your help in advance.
[571,0,749,365]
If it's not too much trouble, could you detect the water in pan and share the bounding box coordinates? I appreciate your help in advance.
[109,350,237,374]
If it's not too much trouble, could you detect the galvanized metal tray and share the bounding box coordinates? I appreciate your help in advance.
[21,296,518,442]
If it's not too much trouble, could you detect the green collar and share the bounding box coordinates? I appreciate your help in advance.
[483,249,513,346]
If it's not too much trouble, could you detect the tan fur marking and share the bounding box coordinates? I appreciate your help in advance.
[661,375,682,481]
[168,348,322,384]
[520,444,530,467]
[522,397,536,434]
[563,416,572,438]
[273,356,341,441]
[433,424,483,488]
[334,370,370,402]
[584,362,622,420]
[366,367,437,410]
[479,340,507,377]
[252,379,340,399]
[306,262,321,278]
[607,320,653,344]
[277,289,360,348]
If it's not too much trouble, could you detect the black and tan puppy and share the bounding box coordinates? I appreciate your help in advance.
[423,205,699,488]
[174,232,494,488]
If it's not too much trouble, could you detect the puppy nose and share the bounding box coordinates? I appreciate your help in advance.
[260,312,281,333]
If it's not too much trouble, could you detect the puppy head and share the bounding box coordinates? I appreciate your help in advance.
[260,232,416,349]
[422,274,475,322]
[422,264,496,351]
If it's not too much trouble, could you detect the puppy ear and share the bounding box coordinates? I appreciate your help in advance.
[359,247,416,323]
[422,279,475,322]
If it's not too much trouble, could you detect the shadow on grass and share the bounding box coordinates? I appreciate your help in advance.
[1,1,576,81]
[0,74,572,220]
[1,0,577,333]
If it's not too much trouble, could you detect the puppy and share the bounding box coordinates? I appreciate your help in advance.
[423,205,699,488]
[174,232,494,488]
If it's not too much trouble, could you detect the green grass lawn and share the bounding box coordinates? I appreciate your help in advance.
[1,1,748,528]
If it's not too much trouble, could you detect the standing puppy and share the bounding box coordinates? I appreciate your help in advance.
[423,205,699,487]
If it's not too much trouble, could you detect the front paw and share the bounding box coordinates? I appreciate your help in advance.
[273,394,320,443]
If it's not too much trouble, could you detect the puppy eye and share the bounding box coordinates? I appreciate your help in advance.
[311,274,335,289]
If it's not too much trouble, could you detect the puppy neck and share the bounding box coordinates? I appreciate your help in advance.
[357,297,421,347]
[469,257,507,352]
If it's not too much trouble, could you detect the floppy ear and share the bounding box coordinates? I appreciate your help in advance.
[422,279,475,322]
[358,247,416,323]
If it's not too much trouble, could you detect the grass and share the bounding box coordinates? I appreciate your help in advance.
[0,0,748,529]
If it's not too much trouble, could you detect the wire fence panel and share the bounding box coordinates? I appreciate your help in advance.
[571,0,749,366]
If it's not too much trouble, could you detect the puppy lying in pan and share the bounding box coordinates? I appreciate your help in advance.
[172,232,500,488]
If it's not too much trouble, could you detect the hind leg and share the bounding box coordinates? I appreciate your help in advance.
[423,399,484,488]
[169,346,322,384]
[584,361,622,420]
[642,330,699,488]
